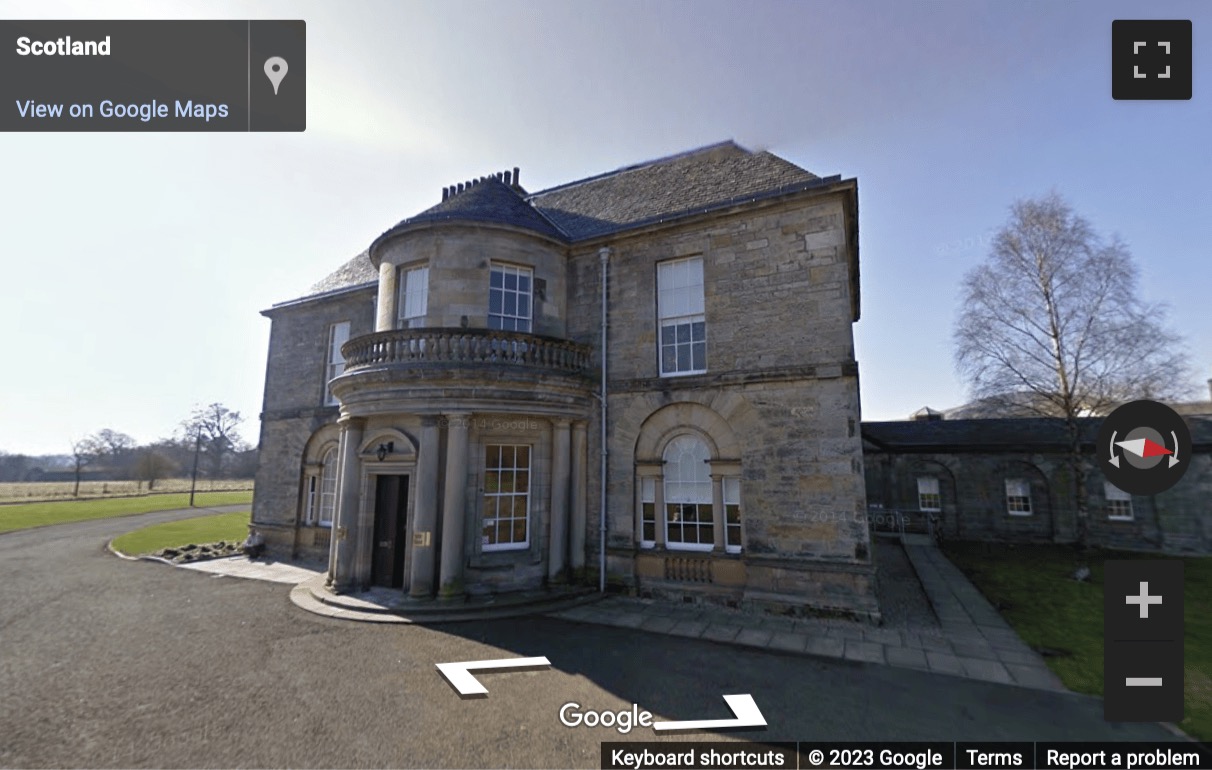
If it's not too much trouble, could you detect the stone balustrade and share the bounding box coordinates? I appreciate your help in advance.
[341,327,593,375]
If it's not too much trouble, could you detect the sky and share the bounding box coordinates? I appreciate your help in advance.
[1,0,1210,456]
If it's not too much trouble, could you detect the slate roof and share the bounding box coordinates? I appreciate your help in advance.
[528,141,824,240]
[376,176,566,244]
[862,417,1212,452]
[307,249,377,295]
[301,141,845,302]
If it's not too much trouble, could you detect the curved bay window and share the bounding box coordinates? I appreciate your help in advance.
[663,436,713,551]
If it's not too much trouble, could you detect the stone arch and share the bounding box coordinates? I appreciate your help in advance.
[993,458,1054,542]
[634,402,740,462]
[358,428,418,461]
[302,423,341,465]
[904,456,959,536]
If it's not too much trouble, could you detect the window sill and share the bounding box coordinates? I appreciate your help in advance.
[1006,511,1033,517]
[659,370,708,379]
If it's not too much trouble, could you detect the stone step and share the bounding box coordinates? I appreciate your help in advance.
[299,576,601,623]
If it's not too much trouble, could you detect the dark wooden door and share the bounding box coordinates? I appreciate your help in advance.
[371,475,409,588]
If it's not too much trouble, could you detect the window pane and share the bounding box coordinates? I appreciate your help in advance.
[515,471,529,493]
[504,293,517,316]
[490,270,503,288]
[500,446,514,467]
[483,522,496,545]
[515,446,529,466]
[519,274,530,293]
[642,522,655,541]
[484,472,499,494]
[698,523,714,544]
[511,519,526,543]
[676,324,691,344]
[676,346,690,371]
[662,346,675,373]
[692,321,705,341]
[512,496,528,519]
[499,471,514,493]
[489,292,503,315]
[486,445,500,467]
[518,296,530,319]
[692,342,706,370]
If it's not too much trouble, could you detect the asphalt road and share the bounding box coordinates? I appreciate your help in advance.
[0,508,1180,768]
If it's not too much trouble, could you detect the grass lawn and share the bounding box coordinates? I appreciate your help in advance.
[0,491,253,534]
[111,510,250,556]
[942,541,1211,741]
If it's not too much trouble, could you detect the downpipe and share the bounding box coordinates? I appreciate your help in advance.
[598,246,610,593]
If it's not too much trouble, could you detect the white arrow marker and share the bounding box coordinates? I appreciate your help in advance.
[436,656,551,697]
[652,694,766,732]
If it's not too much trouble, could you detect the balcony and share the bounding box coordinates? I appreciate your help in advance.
[342,327,593,375]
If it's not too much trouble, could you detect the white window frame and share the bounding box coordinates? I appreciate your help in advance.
[481,444,531,552]
[325,321,351,406]
[917,476,941,512]
[639,477,656,549]
[304,474,318,524]
[723,477,742,554]
[398,265,429,329]
[317,447,337,527]
[488,263,533,333]
[662,435,713,552]
[657,256,707,376]
[1005,478,1032,516]
[1105,481,1134,521]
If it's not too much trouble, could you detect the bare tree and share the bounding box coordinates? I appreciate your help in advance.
[68,436,103,497]
[92,428,137,477]
[133,448,178,491]
[954,193,1191,545]
[182,403,245,479]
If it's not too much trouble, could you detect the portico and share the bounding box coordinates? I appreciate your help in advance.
[322,404,593,599]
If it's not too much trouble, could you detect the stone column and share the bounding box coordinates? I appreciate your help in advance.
[711,475,725,551]
[409,416,440,598]
[569,421,588,575]
[548,419,572,582]
[328,416,365,592]
[438,413,471,599]
[375,261,397,332]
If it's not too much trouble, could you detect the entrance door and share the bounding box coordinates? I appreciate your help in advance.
[371,475,409,588]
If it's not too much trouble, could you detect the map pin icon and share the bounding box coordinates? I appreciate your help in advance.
[264,57,288,95]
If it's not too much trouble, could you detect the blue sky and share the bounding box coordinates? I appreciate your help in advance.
[1,0,1209,455]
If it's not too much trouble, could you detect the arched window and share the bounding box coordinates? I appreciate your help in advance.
[318,447,337,526]
[662,435,713,550]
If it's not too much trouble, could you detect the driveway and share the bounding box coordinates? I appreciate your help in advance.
[0,509,1179,768]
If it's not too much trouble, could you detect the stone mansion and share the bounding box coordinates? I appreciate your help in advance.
[251,142,875,618]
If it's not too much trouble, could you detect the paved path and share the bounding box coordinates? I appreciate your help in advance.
[177,554,324,585]
[549,539,1064,691]
[0,508,1182,768]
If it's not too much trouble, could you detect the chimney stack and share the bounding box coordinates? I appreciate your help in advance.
[513,167,520,188]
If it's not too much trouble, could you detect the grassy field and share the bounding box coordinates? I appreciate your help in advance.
[0,478,253,503]
[111,510,250,556]
[942,541,1211,741]
[0,491,253,534]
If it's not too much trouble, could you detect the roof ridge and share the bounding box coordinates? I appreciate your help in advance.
[525,140,745,200]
